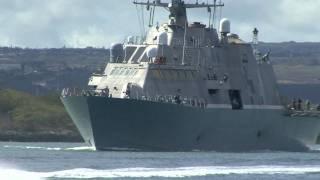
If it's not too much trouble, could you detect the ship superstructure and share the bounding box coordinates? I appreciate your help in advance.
[89,0,280,109]
[61,0,320,151]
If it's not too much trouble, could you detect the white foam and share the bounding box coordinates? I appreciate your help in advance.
[65,146,96,151]
[3,145,62,151]
[3,145,94,152]
[1,166,320,179]
[308,145,320,151]
[0,169,43,180]
[49,166,320,178]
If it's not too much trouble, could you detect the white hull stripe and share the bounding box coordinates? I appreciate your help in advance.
[243,105,284,110]
[207,104,284,110]
[207,104,232,109]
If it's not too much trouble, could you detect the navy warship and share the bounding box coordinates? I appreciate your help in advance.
[61,0,320,152]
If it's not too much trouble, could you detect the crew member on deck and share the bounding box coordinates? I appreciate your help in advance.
[292,98,297,110]
[298,99,302,111]
[306,100,311,111]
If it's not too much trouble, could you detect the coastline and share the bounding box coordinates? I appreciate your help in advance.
[0,89,83,142]
[0,131,82,142]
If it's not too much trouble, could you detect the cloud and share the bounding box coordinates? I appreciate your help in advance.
[221,0,320,42]
[0,0,138,48]
[0,0,318,48]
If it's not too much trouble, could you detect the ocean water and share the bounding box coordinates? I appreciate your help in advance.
[1,142,320,179]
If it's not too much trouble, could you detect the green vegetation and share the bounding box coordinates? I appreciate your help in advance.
[0,89,80,141]
[274,64,320,84]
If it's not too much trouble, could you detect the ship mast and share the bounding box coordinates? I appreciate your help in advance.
[133,0,224,27]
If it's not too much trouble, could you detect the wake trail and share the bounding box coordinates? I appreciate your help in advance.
[1,165,320,179]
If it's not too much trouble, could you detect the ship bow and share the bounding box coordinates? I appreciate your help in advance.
[61,96,95,147]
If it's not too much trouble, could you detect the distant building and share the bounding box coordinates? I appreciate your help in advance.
[0,61,22,71]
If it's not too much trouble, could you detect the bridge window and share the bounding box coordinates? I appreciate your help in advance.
[124,68,131,75]
[133,69,139,76]
[110,67,120,75]
[119,68,126,76]
[110,69,116,75]
[129,69,135,76]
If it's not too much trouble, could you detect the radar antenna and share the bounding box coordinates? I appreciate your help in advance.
[252,28,259,46]
[133,0,224,27]
[252,28,259,55]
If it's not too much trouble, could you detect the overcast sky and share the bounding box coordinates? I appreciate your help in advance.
[0,0,319,48]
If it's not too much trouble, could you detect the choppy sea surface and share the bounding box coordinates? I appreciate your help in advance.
[1,142,320,180]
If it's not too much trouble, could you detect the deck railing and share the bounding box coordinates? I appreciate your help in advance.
[61,88,207,108]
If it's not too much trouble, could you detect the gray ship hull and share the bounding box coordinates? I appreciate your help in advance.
[61,96,320,152]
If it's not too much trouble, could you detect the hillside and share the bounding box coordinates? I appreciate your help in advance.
[259,42,320,65]
[0,42,319,95]
[0,47,108,94]
[259,42,320,84]
[0,89,81,142]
